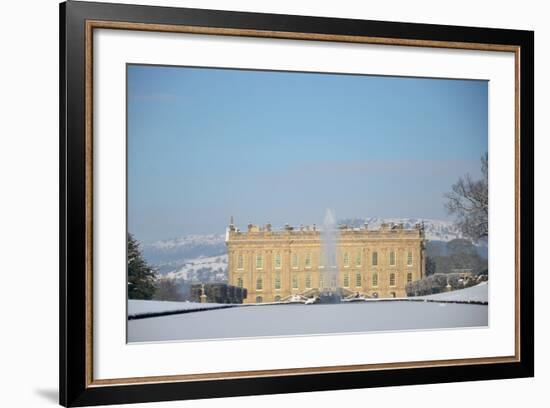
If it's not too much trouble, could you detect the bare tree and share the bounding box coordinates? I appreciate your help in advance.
[444,153,488,243]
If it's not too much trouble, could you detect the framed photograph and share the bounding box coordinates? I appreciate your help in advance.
[60,1,534,406]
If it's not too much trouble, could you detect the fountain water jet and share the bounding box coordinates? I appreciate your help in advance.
[319,209,341,303]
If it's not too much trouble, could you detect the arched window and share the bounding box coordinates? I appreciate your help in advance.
[389,272,396,286]
[274,295,281,302]
[390,292,396,298]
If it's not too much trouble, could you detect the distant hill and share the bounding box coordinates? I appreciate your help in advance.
[142,219,486,281]
[339,217,463,242]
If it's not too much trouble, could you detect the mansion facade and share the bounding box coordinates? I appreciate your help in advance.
[226,220,426,303]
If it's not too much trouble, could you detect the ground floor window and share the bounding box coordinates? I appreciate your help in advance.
[274,273,281,289]
[343,273,350,287]
[274,295,281,302]
[255,296,263,303]
[407,272,413,284]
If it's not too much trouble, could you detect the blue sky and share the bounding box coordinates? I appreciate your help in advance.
[127,65,488,243]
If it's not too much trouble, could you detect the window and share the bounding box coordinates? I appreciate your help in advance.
[255,296,263,303]
[343,273,350,288]
[292,274,299,289]
[407,251,413,266]
[305,274,312,289]
[274,273,281,290]
[237,254,244,270]
[343,252,349,267]
[389,272,396,286]
[390,292,396,298]
[355,252,362,266]
[372,251,378,266]
[319,275,324,288]
[356,273,362,287]
[389,251,396,266]
[274,295,281,302]
[372,292,379,298]
[330,275,337,287]
[256,275,263,290]
[292,253,299,268]
[407,272,413,284]
[372,272,378,287]
[237,276,243,288]
[256,253,263,269]
[275,253,281,269]
[305,253,311,268]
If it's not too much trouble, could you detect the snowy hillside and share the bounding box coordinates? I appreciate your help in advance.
[142,234,226,276]
[164,254,228,281]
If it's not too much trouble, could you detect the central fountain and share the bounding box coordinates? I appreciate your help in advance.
[318,209,342,303]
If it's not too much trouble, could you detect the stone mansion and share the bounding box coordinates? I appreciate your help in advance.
[226,219,426,303]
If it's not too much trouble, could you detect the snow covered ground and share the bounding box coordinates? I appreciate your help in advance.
[128,301,488,342]
[419,282,488,303]
[128,300,230,319]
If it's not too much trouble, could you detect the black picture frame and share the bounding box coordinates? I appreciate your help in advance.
[60,1,534,406]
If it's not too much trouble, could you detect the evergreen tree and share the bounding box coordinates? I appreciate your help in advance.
[127,233,156,299]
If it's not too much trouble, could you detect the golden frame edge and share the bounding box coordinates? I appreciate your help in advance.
[84,19,522,388]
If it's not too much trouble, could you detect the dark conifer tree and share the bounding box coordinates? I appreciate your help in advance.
[127,233,156,299]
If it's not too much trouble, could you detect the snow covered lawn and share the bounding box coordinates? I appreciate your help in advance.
[128,299,233,319]
[128,301,488,342]
[418,282,488,304]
